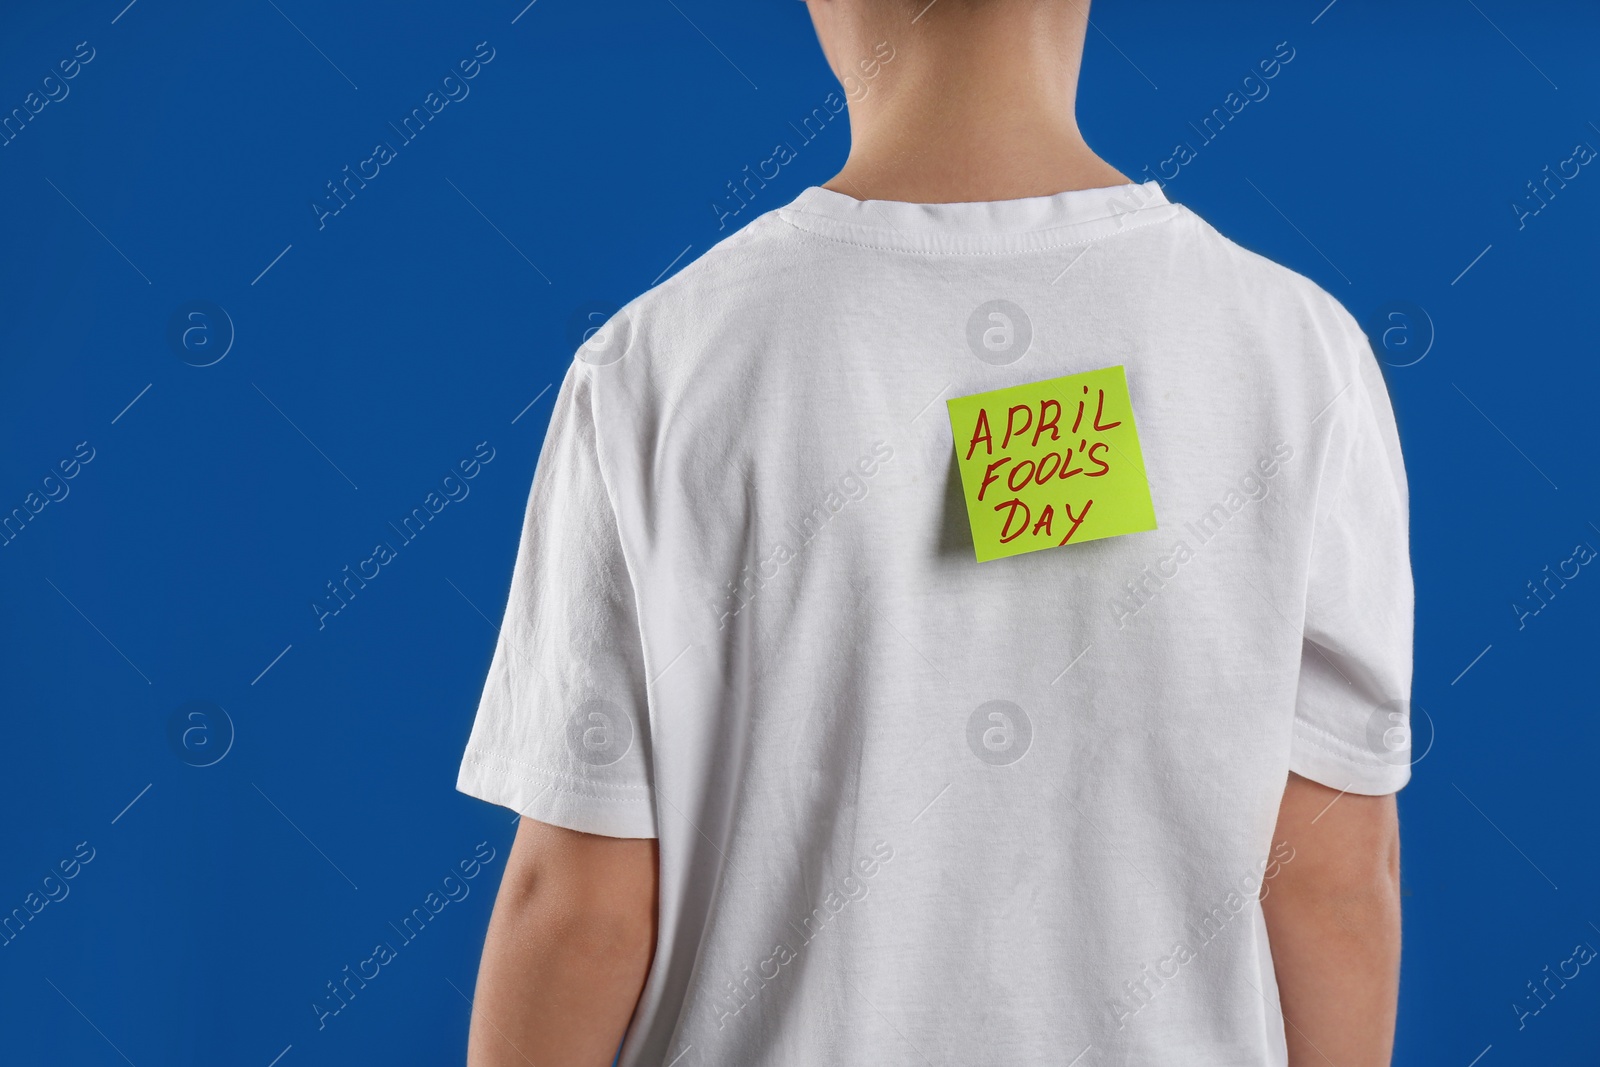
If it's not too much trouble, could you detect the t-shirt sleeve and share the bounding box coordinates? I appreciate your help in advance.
[1288,322,1416,796]
[456,362,657,838]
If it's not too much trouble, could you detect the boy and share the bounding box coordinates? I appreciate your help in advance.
[457,2,1412,1064]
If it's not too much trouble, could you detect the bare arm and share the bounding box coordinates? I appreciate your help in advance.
[467,817,658,1066]
[1261,771,1402,1067]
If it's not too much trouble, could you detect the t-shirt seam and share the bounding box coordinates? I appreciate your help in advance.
[1294,291,1378,595]
[1290,716,1392,766]
[461,751,654,803]
[771,205,1182,257]
[573,361,658,749]
[1302,340,1379,578]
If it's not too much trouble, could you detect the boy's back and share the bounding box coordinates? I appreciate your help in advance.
[458,180,1412,1066]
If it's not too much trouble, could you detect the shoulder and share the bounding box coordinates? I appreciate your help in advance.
[1173,204,1361,323]
[1169,202,1370,373]
[568,206,813,391]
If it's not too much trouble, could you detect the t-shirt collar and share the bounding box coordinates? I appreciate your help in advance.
[777,180,1178,254]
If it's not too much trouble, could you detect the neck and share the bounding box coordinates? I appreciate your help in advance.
[821,10,1128,204]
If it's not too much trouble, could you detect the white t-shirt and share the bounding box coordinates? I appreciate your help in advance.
[457,179,1413,1067]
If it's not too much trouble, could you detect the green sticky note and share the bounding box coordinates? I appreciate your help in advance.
[946,365,1157,562]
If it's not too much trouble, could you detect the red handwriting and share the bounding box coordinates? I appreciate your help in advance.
[968,388,1120,459]
[1092,385,1121,431]
[964,381,1124,550]
[1059,499,1093,544]
[974,440,1112,502]
[991,496,1096,544]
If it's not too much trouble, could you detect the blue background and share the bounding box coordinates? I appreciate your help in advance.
[2,1,1596,1063]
